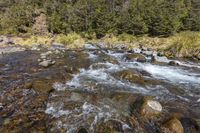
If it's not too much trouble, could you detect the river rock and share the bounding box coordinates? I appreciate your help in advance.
[0,36,14,45]
[101,55,119,64]
[23,82,33,89]
[180,117,199,133]
[84,43,98,49]
[41,55,46,59]
[162,118,184,133]
[168,61,179,66]
[114,69,144,84]
[0,103,3,110]
[32,80,53,93]
[96,120,124,133]
[142,50,153,56]
[52,42,65,49]
[31,44,42,51]
[77,128,89,133]
[141,46,148,51]
[152,55,169,63]
[124,53,146,62]
[0,36,3,42]
[131,97,162,118]
[39,60,55,67]
[140,98,162,118]
[64,66,80,74]
[0,46,25,55]
[132,48,142,54]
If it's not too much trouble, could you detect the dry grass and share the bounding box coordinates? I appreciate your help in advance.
[5,31,200,59]
[92,32,200,59]
[55,33,85,49]
[13,35,53,47]
[166,31,200,58]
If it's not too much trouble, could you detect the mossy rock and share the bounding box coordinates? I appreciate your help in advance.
[32,80,53,94]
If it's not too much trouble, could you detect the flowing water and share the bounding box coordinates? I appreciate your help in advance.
[45,47,200,132]
[0,45,200,132]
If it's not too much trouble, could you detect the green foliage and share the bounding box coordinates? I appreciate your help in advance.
[0,4,34,34]
[0,0,200,36]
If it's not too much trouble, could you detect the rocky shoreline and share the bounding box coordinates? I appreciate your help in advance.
[0,41,200,133]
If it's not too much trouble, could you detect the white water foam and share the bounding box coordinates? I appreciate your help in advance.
[45,101,129,133]
[123,61,200,85]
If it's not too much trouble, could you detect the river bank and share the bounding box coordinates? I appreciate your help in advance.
[0,42,200,132]
[1,31,200,61]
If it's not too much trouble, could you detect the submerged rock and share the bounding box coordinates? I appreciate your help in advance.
[162,118,184,133]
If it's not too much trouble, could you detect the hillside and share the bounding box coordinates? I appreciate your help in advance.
[0,0,200,37]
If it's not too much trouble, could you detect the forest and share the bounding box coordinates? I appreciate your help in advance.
[0,0,200,37]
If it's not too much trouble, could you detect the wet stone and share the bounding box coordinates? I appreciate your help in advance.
[32,80,53,93]
[168,61,180,66]
[113,69,146,85]
[77,128,88,133]
[162,118,184,133]
[140,99,162,118]
[52,42,65,49]
[39,60,55,67]
[152,55,169,63]
[124,53,146,62]
[131,97,162,118]
[180,117,200,133]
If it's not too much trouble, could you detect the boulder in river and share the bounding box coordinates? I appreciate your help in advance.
[162,117,184,133]
[100,54,119,64]
[142,50,153,56]
[131,97,162,118]
[39,60,55,67]
[132,48,142,54]
[124,53,146,62]
[140,98,162,118]
[32,80,53,93]
[152,55,169,63]
[114,69,144,85]
[168,61,180,66]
